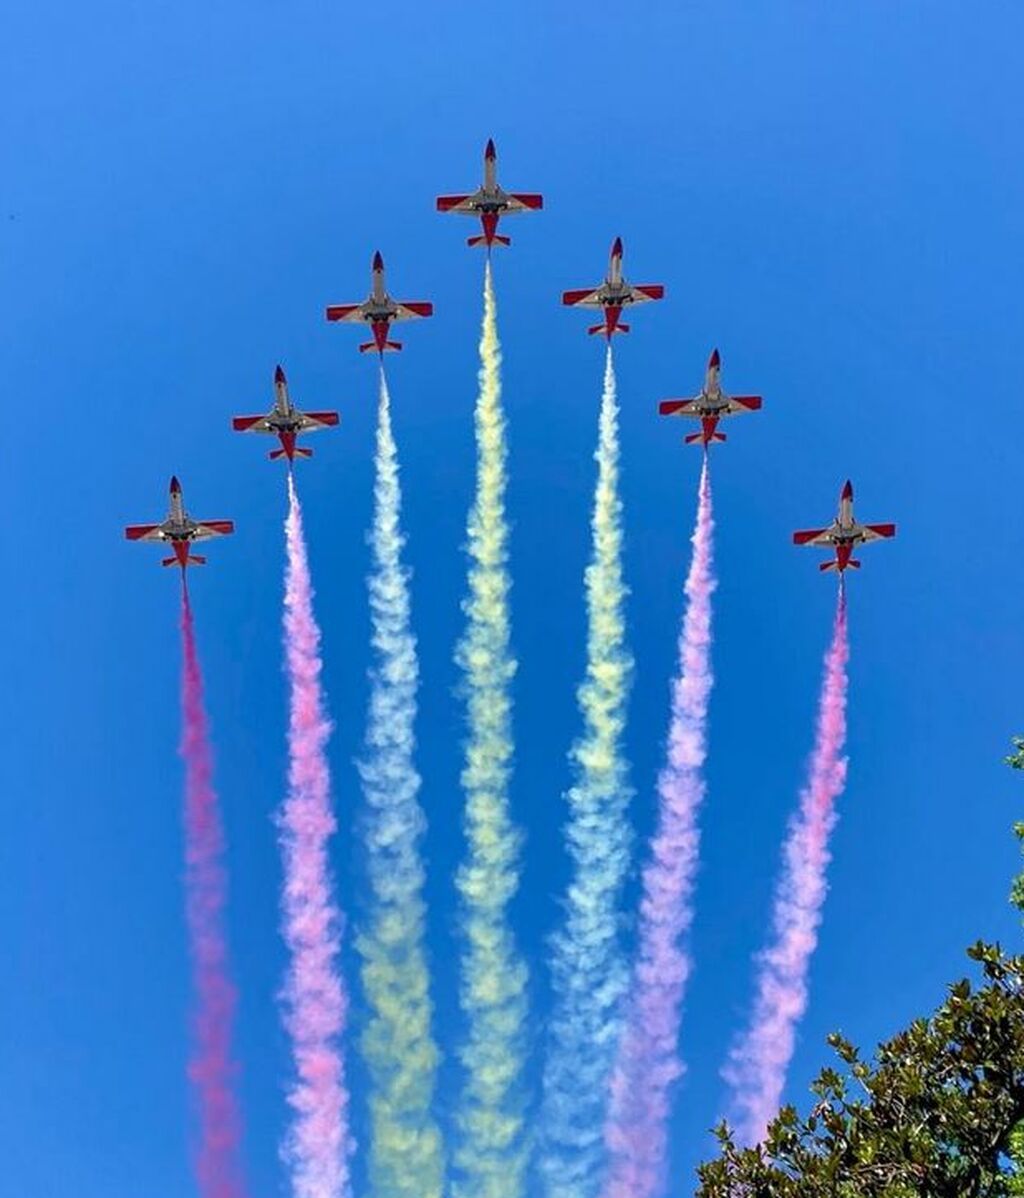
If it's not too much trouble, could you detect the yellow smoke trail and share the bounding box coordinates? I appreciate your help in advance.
[356,370,445,1198]
[453,261,528,1198]
[541,345,633,1198]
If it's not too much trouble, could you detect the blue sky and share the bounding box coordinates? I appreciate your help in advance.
[3,2,1024,1195]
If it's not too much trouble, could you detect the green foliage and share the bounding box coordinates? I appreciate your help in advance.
[697,945,1024,1198]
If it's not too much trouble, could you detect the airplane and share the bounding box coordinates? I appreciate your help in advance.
[562,237,664,338]
[658,349,762,448]
[124,476,234,570]
[793,480,896,573]
[232,365,339,462]
[436,138,543,249]
[325,252,433,354]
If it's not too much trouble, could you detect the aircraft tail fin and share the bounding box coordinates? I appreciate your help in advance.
[361,340,402,353]
[270,446,313,461]
[684,431,727,446]
[589,322,630,337]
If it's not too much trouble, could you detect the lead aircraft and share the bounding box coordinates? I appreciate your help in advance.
[436,138,543,249]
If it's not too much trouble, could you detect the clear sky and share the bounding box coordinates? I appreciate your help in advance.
[3,3,1024,1195]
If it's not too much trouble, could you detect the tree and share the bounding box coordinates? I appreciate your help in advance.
[697,944,1024,1198]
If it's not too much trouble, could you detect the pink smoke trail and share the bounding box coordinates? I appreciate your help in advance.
[724,586,849,1145]
[179,584,247,1198]
[280,473,352,1198]
[602,459,715,1198]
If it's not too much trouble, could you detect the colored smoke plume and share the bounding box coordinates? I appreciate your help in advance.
[541,345,635,1198]
[602,458,716,1198]
[179,586,248,1198]
[280,474,353,1198]
[724,588,850,1145]
[356,369,444,1198]
[453,261,529,1198]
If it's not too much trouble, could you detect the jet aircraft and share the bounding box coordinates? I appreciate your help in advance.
[232,366,339,462]
[124,477,234,570]
[325,252,433,354]
[562,237,664,338]
[793,480,896,572]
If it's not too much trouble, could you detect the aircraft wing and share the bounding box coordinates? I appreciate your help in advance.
[725,395,763,414]
[504,192,544,213]
[436,193,479,214]
[859,522,897,543]
[793,527,834,547]
[232,414,274,433]
[295,411,341,431]
[625,283,665,304]
[124,523,165,542]
[562,286,606,309]
[659,398,700,417]
[192,520,235,541]
[325,303,366,323]
[393,301,434,322]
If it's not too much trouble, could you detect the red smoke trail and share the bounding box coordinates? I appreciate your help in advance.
[602,459,715,1198]
[179,584,247,1198]
[724,586,849,1145]
[279,473,352,1198]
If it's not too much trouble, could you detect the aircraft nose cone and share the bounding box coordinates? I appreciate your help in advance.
[709,348,721,368]
[485,137,496,159]
[612,236,623,257]
[170,475,181,493]
[275,364,286,385]
[842,479,854,500]
[372,250,384,271]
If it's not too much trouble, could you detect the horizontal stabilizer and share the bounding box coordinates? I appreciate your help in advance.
[468,234,511,247]
[161,556,178,567]
[189,555,207,566]
[360,340,403,354]
[589,322,630,336]
[270,446,313,460]
[819,560,838,573]
[685,431,727,445]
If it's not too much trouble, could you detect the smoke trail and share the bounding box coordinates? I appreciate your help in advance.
[280,474,353,1198]
[602,459,715,1198]
[356,370,444,1198]
[179,586,248,1198]
[724,588,850,1145]
[541,345,634,1198]
[453,260,528,1198]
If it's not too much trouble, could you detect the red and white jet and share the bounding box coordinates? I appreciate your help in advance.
[436,138,543,249]
[124,476,234,570]
[325,252,433,354]
[232,365,339,463]
[793,480,896,573]
[562,237,664,339]
[658,349,762,448]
